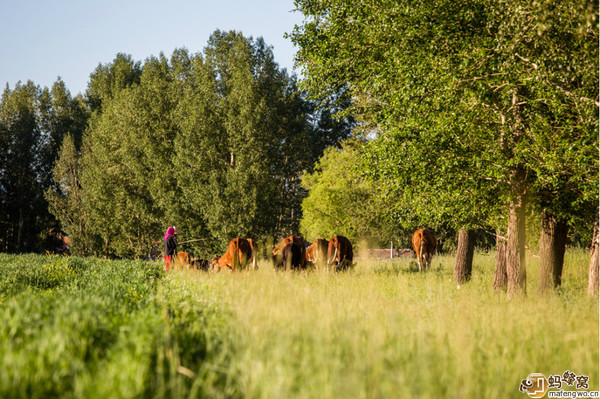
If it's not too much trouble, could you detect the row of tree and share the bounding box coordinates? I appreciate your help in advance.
[1,6,598,296]
[0,80,88,253]
[1,30,351,258]
[290,0,599,296]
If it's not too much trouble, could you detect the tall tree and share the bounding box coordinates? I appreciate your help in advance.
[290,0,598,296]
[53,31,334,258]
[300,140,398,246]
[45,134,98,255]
[1,79,88,253]
[78,53,180,258]
[85,53,142,112]
[588,218,599,297]
[0,82,41,252]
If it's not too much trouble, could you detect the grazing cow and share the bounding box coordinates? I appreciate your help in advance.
[176,252,211,271]
[212,237,253,272]
[327,235,354,272]
[412,228,437,271]
[306,238,329,271]
[281,242,302,271]
[273,235,306,269]
[190,258,211,271]
[175,252,191,269]
[246,238,258,270]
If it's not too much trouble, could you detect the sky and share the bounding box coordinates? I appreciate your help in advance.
[1,0,304,96]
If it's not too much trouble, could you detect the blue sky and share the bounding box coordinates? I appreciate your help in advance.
[1,0,303,96]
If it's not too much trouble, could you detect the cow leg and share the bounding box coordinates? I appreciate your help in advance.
[327,247,338,273]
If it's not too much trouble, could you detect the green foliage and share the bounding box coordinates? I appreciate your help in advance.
[300,140,402,246]
[290,0,598,246]
[0,80,88,253]
[48,30,350,259]
[85,53,142,112]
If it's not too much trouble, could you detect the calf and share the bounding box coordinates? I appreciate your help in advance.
[412,228,437,271]
[190,258,211,271]
[175,252,191,269]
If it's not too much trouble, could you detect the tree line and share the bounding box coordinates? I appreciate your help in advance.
[290,0,599,296]
[1,30,351,258]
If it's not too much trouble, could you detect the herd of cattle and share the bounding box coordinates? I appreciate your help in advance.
[174,228,437,273]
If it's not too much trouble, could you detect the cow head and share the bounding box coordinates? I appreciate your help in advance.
[211,257,220,272]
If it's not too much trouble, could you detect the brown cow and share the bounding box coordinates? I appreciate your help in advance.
[175,252,191,269]
[190,258,211,271]
[281,242,302,271]
[412,228,437,271]
[212,237,253,272]
[327,235,354,272]
[176,252,211,271]
[273,235,306,269]
[306,238,329,271]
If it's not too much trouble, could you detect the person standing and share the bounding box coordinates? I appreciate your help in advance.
[163,226,178,272]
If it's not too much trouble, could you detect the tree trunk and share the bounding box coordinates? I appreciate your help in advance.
[538,210,568,295]
[454,228,475,284]
[494,231,507,291]
[506,167,527,298]
[588,221,599,297]
[17,208,24,252]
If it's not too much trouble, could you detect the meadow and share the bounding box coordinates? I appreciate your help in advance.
[0,250,597,398]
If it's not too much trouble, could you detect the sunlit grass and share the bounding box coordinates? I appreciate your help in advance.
[195,249,598,399]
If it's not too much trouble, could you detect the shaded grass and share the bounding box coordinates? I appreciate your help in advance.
[0,254,237,399]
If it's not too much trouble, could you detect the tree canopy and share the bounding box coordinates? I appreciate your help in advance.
[48,30,352,258]
[290,0,598,294]
[0,80,88,253]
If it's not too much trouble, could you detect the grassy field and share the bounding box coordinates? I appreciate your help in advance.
[0,250,597,398]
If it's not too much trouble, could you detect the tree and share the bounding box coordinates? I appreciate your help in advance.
[77,53,180,258]
[1,79,88,253]
[52,31,334,258]
[0,82,41,252]
[85,53,142,112]
[454,229,475,284]
[174,31,351,253]
[290,0,598,296]
[46,134,98,255]
[588,219,599,297]
[300,140,399,246]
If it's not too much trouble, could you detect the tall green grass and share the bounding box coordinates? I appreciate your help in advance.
[0,250,597,398]
[0,254,235,399]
